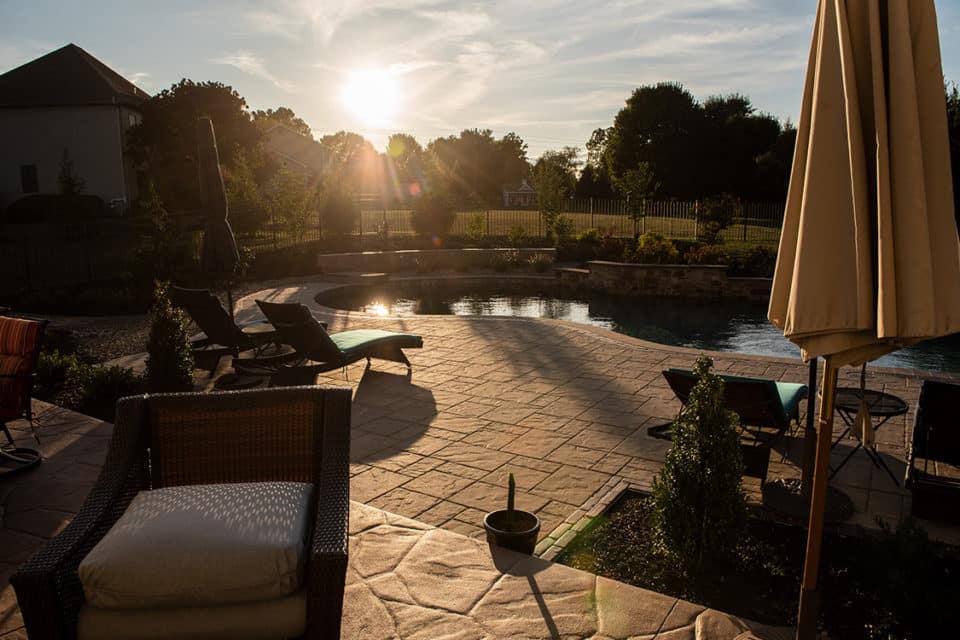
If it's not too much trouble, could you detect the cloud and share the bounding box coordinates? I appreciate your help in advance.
[211,52,297,92]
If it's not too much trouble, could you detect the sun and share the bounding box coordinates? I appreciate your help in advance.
[340,68,400,128]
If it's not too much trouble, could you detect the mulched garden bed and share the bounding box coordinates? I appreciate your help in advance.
[557,491,960,639]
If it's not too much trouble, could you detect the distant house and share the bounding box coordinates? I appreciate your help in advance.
[261,124,328,179]
[502,178,537,208]
[0,43,150,214]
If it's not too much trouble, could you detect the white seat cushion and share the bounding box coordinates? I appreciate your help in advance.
[79,482,314,609]
[78,590,306,640]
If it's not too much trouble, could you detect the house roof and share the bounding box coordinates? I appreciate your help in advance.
[0,43,150,108]
[262,124,327,173]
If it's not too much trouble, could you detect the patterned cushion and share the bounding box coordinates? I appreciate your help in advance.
[0,316,41,358]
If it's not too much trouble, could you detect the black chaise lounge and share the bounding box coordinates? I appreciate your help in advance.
[254,300,423,386]
[907,379,960,523]
[171,286,282,373]
[655,368,808,479]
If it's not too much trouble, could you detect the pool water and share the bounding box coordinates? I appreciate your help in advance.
[320,282,960,374]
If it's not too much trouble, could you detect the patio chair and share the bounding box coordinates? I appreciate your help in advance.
[11,386,351,640]
[907,379,960,523]
[0,314,47,475]
[170,286,284,374]
[254,300,423,386]
[656,368,808,479]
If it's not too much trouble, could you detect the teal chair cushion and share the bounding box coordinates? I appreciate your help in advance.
[773,381,808,420]
[330,330,421,355]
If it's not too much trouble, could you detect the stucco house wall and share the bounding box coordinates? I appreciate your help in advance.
[0,105,141,210]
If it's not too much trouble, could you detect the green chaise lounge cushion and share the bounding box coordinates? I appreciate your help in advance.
[330,329,423,355]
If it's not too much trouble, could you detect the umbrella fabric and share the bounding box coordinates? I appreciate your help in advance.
[768,0,960,368]
[198,117,240,278]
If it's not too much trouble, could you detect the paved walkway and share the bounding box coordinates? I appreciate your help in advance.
[1,276,957,638]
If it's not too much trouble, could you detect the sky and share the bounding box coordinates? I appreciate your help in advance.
[2,0,959,160]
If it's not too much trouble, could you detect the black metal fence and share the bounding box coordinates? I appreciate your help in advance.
[350,197,785,243]
[0,198,784,295]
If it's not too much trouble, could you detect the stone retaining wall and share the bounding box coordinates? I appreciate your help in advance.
[581,261,771,301]
[317,248,556,273]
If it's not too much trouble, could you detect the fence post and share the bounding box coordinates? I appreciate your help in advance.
[486,209,490,236]
[538,211,542,238]
[742,202,748,242]
[693,201,699,241]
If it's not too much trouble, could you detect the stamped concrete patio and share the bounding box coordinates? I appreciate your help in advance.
[1,277,957,638]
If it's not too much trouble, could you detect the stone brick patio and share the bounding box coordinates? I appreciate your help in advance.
[1,277,958,638]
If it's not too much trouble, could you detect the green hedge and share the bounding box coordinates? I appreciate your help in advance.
[4,194,107,223]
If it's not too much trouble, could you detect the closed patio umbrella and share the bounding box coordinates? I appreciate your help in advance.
[767,1,960,637]
[198,116,241,316]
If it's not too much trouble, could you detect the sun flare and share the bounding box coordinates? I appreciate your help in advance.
[340,68,400,128]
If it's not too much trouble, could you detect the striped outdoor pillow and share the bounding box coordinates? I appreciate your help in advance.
[0,316,41,357]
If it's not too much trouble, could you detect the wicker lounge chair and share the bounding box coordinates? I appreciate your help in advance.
[171,286,282,373]
[254,300,423,386]
[11,386,351,640]
[907,379,960,523]
[0,315,47,475]
[655,368,808,479]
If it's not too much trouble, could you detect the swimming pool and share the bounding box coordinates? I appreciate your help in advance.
[317,279,960,374]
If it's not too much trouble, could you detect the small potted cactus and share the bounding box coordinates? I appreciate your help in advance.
[483,473,541,554]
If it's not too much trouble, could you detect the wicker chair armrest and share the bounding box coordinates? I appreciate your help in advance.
[304,388,351,640]
[11,396,150,640]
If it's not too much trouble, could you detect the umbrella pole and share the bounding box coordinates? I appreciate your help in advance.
[796,357,838,640]
[801,358,818,501]
[226,282,235,319]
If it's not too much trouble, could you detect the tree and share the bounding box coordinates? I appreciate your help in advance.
[128,79,260,211]
[615,161,659,221]
[386,133,425,199]
[574,163,616,199]
[265,165,314,241]
[585,127,612,169]
[531,147,579,242]
[426,129,529,206]
[752,123,797,202]
[57,148,85,197]
[317,178,358,237]
[145,282,194,393]
[132,184,192,283]
[603,84,791,201]
[252,106,311,137]
[411,191,456,238]
[319,131,379,193]
[221,148,265,235]
[947,82,960,232]
[650,357,746,573]
[605,83,701,198]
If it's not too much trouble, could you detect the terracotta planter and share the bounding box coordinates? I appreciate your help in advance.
[483,509,540,555]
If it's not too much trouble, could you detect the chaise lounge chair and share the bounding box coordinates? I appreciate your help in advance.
[254,300,423,386]
[655,368,808,479]
[171,286,283,374]
[907,379,960,523]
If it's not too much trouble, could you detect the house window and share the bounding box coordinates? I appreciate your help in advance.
[20,165,38,193]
